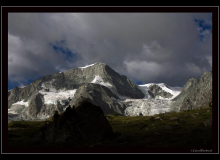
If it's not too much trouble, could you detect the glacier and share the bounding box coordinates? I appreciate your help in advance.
[122,83,182,116]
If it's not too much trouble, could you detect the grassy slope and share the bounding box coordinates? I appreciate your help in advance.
[8,107,212,147]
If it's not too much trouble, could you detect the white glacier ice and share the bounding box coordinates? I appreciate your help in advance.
[39,89,77,105]
[91,75,113,88]
[122,83,182,116]
[11,100,29,107]
[123,98,173,116]
[138,83,182,100]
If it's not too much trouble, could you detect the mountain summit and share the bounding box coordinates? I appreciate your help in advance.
[8,62,212,120]
[8,62,144,120]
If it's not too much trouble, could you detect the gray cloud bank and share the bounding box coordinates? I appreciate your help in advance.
[8,13,212,88]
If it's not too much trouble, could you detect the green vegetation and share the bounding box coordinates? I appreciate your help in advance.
[8,107,212,147]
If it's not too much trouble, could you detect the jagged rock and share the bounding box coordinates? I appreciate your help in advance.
[27,92,45,118]
[38,101,114,143]
[172,71,212,112]
[70,83,127,115]
[148,84,173,99]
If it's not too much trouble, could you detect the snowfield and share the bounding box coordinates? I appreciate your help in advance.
[11,100,29,107]
[139,83,182,100]
[123,99,173,116]
[91,75,113,88]
[122,83,182,116]
[39,89,77,105]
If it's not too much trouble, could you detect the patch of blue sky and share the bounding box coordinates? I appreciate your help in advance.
[194,15,212,41]
[134,80,143,85]
[8,76,41,90]
[51,39,78,63]
[52,45,75,61]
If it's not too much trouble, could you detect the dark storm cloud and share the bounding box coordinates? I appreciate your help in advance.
[8,13,212,89]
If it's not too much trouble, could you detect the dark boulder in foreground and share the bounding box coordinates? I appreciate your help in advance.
[38,101,114,143]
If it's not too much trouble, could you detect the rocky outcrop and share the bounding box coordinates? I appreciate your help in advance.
[27,92,44,118]
[172,71,212,112]
[8,87,22,108]
[103,65,144,99]
[148,84,173,99]
[8,78,45,108]
[70,83,127,115]
[38,101,114,143]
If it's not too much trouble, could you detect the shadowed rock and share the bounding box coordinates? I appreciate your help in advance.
[148,84,173,99]
[38,101,114,143]
[70,83,127,115]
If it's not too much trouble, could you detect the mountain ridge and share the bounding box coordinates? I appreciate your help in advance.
[8,62,212,120]
[8,62,144,119]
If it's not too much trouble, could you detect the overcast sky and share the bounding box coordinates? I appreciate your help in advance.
[8,12,212,90]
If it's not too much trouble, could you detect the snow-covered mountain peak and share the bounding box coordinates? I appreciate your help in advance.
[138,83,182,100]
[78,62,106,69]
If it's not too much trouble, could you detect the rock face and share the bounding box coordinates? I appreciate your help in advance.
[138,83,182,100]
[8,63,144,119]
[172,71,212,112]
[69,83,127,115]
[38,101,114,143]
[148,84,173,99]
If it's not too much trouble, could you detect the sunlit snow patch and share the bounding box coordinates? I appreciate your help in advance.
[39,89,77,105]
[78,62,106,69]
[138,83,182,100]
[8,109,18,114]
[90,75,131,100]
[91,75,112,88]
[9,100,29,115]
[78,63,96,69]
[11,100,29,107]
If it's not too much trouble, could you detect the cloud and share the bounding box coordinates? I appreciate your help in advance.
[8,12,212,89]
